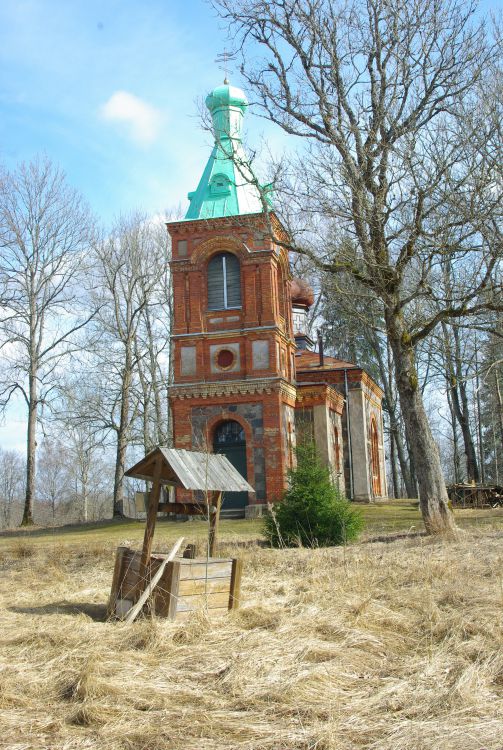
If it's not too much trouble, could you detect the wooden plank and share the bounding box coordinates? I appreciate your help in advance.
[119,550,147,603]
[123,536,185,623]
[176,591,231,612]
[108,546,130,617]
[178,561,233,580]
[178,578,231,596]
[208,492,222,557]
[153,560,181,620]
[150,559,176,617]
[138,456,164,595]
[167,561,181,621]
[228,558,243,610]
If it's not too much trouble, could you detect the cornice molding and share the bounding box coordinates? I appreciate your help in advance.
[169,377,297,401]
[172,325,295,345]
[167,213,267,234]
[296,384,344,413]
[361,371,384,400]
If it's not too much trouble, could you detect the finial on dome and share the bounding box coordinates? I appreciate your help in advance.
[224,77,229,84]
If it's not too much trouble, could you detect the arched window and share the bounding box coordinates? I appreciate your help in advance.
[213,420,245,446]
[207,252,241,310]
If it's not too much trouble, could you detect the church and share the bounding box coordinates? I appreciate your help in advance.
[167,81,387,516]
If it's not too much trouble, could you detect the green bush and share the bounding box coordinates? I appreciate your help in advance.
[263,441,364,547]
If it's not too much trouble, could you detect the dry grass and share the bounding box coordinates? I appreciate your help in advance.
[0,526,502,749]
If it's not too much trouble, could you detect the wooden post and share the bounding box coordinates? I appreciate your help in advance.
[165,560,181,620]
[138,455,163,594]
[108,545,129,617]
[208,491,222,558]
[229,558,243,610]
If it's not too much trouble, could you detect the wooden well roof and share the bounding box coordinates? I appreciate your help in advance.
[125,447,254,493]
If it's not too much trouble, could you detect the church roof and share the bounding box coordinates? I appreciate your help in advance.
[295,349,358,371]
[185,81,271,220]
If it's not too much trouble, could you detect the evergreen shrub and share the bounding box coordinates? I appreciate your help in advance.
[264,441,364,547]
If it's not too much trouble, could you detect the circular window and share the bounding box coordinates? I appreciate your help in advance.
[216,348,235,370]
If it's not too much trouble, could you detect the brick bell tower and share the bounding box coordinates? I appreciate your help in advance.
[167,81,296,516]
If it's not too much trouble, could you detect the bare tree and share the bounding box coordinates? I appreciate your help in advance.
[479,322,503,483]
[133,220,171,452]
[0,158,95,525]
[320,273,417,497]
[439,321,480,481]
[213,0,502,533]
[37,438,72,525]
[0,447,24,528]
[89,214,170,517]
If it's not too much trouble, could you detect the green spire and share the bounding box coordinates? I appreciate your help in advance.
[185,81,270,220]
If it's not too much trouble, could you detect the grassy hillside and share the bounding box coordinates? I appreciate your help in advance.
[0,501,502,550]
[0,506,502,749]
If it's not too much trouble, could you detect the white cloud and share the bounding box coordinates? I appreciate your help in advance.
[100,91,161,145]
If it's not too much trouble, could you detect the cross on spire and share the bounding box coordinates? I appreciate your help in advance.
[215,49,236,84]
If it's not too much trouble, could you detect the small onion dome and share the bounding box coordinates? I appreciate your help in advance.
[290,278,314,308]
[205,82,248,113]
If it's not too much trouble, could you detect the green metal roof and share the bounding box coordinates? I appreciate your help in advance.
[185,81,270,220]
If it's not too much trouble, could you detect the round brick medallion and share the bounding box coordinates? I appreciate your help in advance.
[216,348,235,370]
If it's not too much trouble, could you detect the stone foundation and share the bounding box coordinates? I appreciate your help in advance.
[245,503,265,519]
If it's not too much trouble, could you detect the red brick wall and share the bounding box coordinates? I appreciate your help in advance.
[167,214,296,506]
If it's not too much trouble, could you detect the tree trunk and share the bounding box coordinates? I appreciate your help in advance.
[450,378,480,482]
[386,311,456,534]
[22,374,37,526]
[377,337,416,497]
[391,419,416,498]
[494,367,503,454]
[446,386,461,483]
[144,306,165,444]
[113,362,132,518]
[389,430,399,498]
[113,435,127,518]
[81,463,89,523]
[453,326,479,481]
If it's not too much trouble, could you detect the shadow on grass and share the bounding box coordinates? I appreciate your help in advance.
[10,601,108,622]
[363,530,427,545]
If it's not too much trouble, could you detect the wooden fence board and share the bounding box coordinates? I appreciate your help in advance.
[178,578,231,596]
[178,562,233,580]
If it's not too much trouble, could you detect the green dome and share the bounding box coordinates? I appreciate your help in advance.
[205,82,248,113]
[184,80,271,221]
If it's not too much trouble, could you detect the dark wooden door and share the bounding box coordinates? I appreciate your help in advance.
[213,421,248,510]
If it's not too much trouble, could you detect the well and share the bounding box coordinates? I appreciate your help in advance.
[108,545,242,621]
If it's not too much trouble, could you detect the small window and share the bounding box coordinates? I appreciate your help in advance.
[210,173,231,196]
[207,252,241,310]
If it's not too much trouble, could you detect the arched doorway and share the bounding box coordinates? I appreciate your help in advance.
[213,420,248,510]
[370,418,382,496]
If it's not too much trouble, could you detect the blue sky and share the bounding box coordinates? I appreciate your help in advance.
[0,0,275,224]
[1,0,274,452]
[0,0,497,454]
